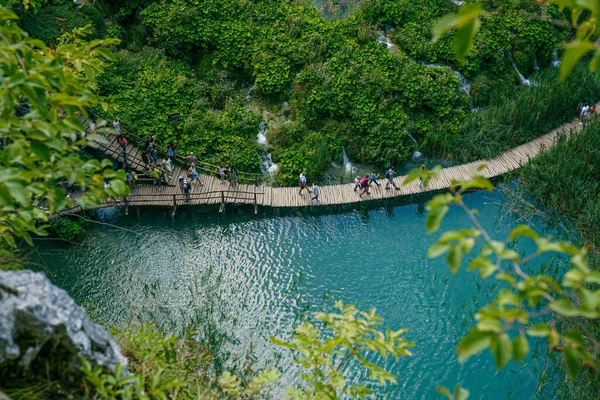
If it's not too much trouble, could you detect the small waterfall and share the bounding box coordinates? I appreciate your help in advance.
[508,51,531,86]
[377,31,394,51]
[257,120,267,145]
[552,49,561,68]
[246,85,256,100]
[533,54,540,71]
[257,119,278,175]
[342,148,354,174]
[420,62,470,96]
[451,0,465,5]
[407,134,423,161]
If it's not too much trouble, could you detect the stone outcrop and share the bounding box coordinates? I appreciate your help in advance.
[0,270,127,373]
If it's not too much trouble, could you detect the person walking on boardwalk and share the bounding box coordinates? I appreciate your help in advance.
[419,164,426,188]
[117,133,127,152]
[163,158,173,180]
[311,181,320,202]
[353,175,361,192]
[229,166,238,187]
[179,176,191,203]
[186,152,197,166]
[359,175,370,197]
[126,170,137,193]
[147,142,158,164]
[579,102,590,125]
[299,171,309,195]
[103,180,116,202]
[219,165,227,184]
[369,170,381,188]
[188,163,203,187]
[113,117,121,134]
[167,142,176,163]
[150,166,162,192]
[385,168,398,190]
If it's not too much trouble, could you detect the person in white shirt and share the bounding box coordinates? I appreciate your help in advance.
[580,103,590,125]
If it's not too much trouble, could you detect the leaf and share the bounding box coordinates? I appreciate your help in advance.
[526,323,551,337]
[425,205,449,234]
[560,40,595,81]
[432,13,461,43]
[447,245,463,274]
[435,385,453,399]
[428,242,450,258]
[508,225,539,240]
[512,336,529,362]
[549,299,579,317]
[455,18,480,60]
[490,333,512,370]
[564,348,581,379]
[457,329,492,363]
[453,385,470,400]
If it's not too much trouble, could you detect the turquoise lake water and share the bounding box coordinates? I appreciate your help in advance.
[37,189,560,399]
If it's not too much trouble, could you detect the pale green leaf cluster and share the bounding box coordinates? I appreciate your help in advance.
[271,300,414,399]
[0,0,126,248]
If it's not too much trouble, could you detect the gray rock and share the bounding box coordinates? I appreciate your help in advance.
[0,270,127,373]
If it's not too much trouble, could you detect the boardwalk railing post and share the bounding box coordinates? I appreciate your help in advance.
[255,176,258,186]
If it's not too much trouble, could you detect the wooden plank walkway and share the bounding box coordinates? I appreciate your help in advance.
[53,107,592,216]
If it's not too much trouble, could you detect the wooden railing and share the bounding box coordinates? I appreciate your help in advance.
[51,189,265,217]
[84,109,262,185]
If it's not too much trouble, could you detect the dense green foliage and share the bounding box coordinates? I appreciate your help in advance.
[13,0,573,183]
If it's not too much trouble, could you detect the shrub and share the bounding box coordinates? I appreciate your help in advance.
[49,217,89,241]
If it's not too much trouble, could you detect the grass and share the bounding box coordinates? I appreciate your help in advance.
[450,67,600,163]
[520,118,600,399]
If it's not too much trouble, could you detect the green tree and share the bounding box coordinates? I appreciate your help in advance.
[0,0,127,249]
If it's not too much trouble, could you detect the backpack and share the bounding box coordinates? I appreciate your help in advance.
[184,180,191,190]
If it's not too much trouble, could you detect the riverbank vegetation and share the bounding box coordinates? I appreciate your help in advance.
[14,0,582,184]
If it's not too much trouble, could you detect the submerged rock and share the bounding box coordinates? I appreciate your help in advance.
[0,270,127,373]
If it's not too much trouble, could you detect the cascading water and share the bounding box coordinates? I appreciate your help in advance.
[552,49,561,68]
[420,62,470,96]
[451,0,465,5]
[407,134,423,161]
[257,120,279,176]
[342,148,355,174]
[376,31,394,51]
[508,51,531,86]
[246,85,257,100]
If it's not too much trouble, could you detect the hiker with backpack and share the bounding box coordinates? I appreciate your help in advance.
[385,168,398,190]
[179,176,192,203]
[299,171,310,195]
[117,134,127,152]
[229,166,238,187]
[126,170,137,193]
[359,175,370,197]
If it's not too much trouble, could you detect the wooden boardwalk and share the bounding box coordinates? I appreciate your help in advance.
[54,108,591,216]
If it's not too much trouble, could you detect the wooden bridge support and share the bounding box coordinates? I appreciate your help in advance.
[171,194,177,217]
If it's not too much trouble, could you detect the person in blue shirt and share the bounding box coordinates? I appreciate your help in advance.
[369,170,380,188]
[311,181,320,202]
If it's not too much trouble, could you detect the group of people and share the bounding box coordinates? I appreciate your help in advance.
[298,172,320,201]
[353,168,400,196]
[578,100,596,126]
